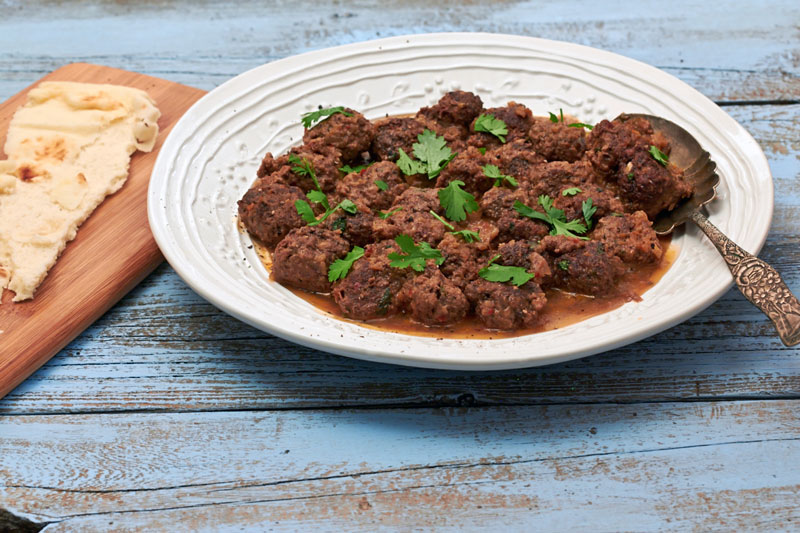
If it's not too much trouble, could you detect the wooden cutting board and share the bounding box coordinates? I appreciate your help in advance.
[0,63,205,399]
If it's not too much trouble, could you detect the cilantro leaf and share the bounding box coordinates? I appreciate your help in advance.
[482,164,518,188]
[340,163,373,174]
[306,189,329,211]
[451,229,481,243]
[438,180,478,222]
[562,187,582,196]
[582,198,597,230]
[301,106,353,129]
[478,147,487,155]
[549,112,559,124]
[473,114,508,143]
[288,154,324,193]
[374,179,389,191]
[377,207,402,220]
[513,196,589,239]
[328,246,365,282]
[396,148,427,176]
[649,145,669,166]
[429,210,455,230]
[387,234,444,272]
[340,199,358,214]
[558,259,570,271]
[567,122,594,130]
[478,254,535,287]
[294,199,317,224]
[396,130,456,180]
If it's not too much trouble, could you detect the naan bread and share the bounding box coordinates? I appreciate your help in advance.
[0,81,160,301]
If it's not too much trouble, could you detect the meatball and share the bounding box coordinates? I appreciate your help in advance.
[373,187,447,245]
[479,187,549,243]
[593,211,663,265]
[612,149,693,219]
[496,240,552,284]
[322,201,377,248]
[484,139,546,185]
[272,226,351,293]
[331,239,409,319]
[303,108,376,162]
[586,116,655,178]
[468,101,535,149]
[552,183,625,224]
[417,90,483,128]
[237,181,307,248]
[536,235,625,295]
[335,161,408,211]
[434,145,491,196]
[527,116,587,162]
[371,117,425,161]
[438,232,485,290]
[258,141,343,193]
[526,160,595,198]
[398,264,469,326]
[464,278,547,330]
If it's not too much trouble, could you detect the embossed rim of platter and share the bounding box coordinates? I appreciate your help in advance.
[148,33,773,370]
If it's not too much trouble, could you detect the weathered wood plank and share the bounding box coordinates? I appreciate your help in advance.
[1,400,798,531]
[0,0,798,102]
[1,103,797,414]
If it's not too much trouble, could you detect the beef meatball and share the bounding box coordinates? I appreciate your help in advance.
[593,211,663,265]
[484,139,546,185]
[323,201,377,248]
[552,183,625,224]
[434,146,491,196]
[373,187,447,245]
[331,239,409,319]
[526,160,596,198]
[335,161,408,211]
[417,90,483,128]
[527,116,587,162]
[398,264,469,326]
[468,101,535,149]
[536,235,625,296]
[238,181,307,247]
[465,278,547,330]
[371,117,426,161]
[272,226,351,293]
[612,149,693,219]
[303,107,376,162]
[496,240,552,284]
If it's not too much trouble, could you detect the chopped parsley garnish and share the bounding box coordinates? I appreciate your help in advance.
[513,195,588,239]
[626,172,635,181]
[562,187,582,196]
[567,122,594,130]
[437,180,479,222]
[482,164,518,188]
[557,259,570,271]
[328,246,365,282]
[479,254,535,287]
[339,163,373,174]
[301,106,352,129]
[374,179,389,191]
[296,198,357,227]
[473,113,508,143]
[582,198,597,230]
[377,206,402,219]
[451,229,481,243]
[289,154,325,202]
[387,234,444,272]
[396,129,456,180]
[549,108,565,123]
[478,147,487,155]
[430,210,481,243]
[649,145,669,166]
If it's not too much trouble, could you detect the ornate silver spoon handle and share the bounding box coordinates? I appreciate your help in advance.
[690,210,800,346]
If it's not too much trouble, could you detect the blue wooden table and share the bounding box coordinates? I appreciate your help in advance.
[1,1,799,531]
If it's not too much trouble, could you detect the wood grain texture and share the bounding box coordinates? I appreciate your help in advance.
[1,400,798,531]
[0,65,204,401]
[0,0,798,530]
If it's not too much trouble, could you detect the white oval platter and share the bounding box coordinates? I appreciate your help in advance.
[148,33,773,370]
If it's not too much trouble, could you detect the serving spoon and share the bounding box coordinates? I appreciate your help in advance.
[620,113,800,347]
